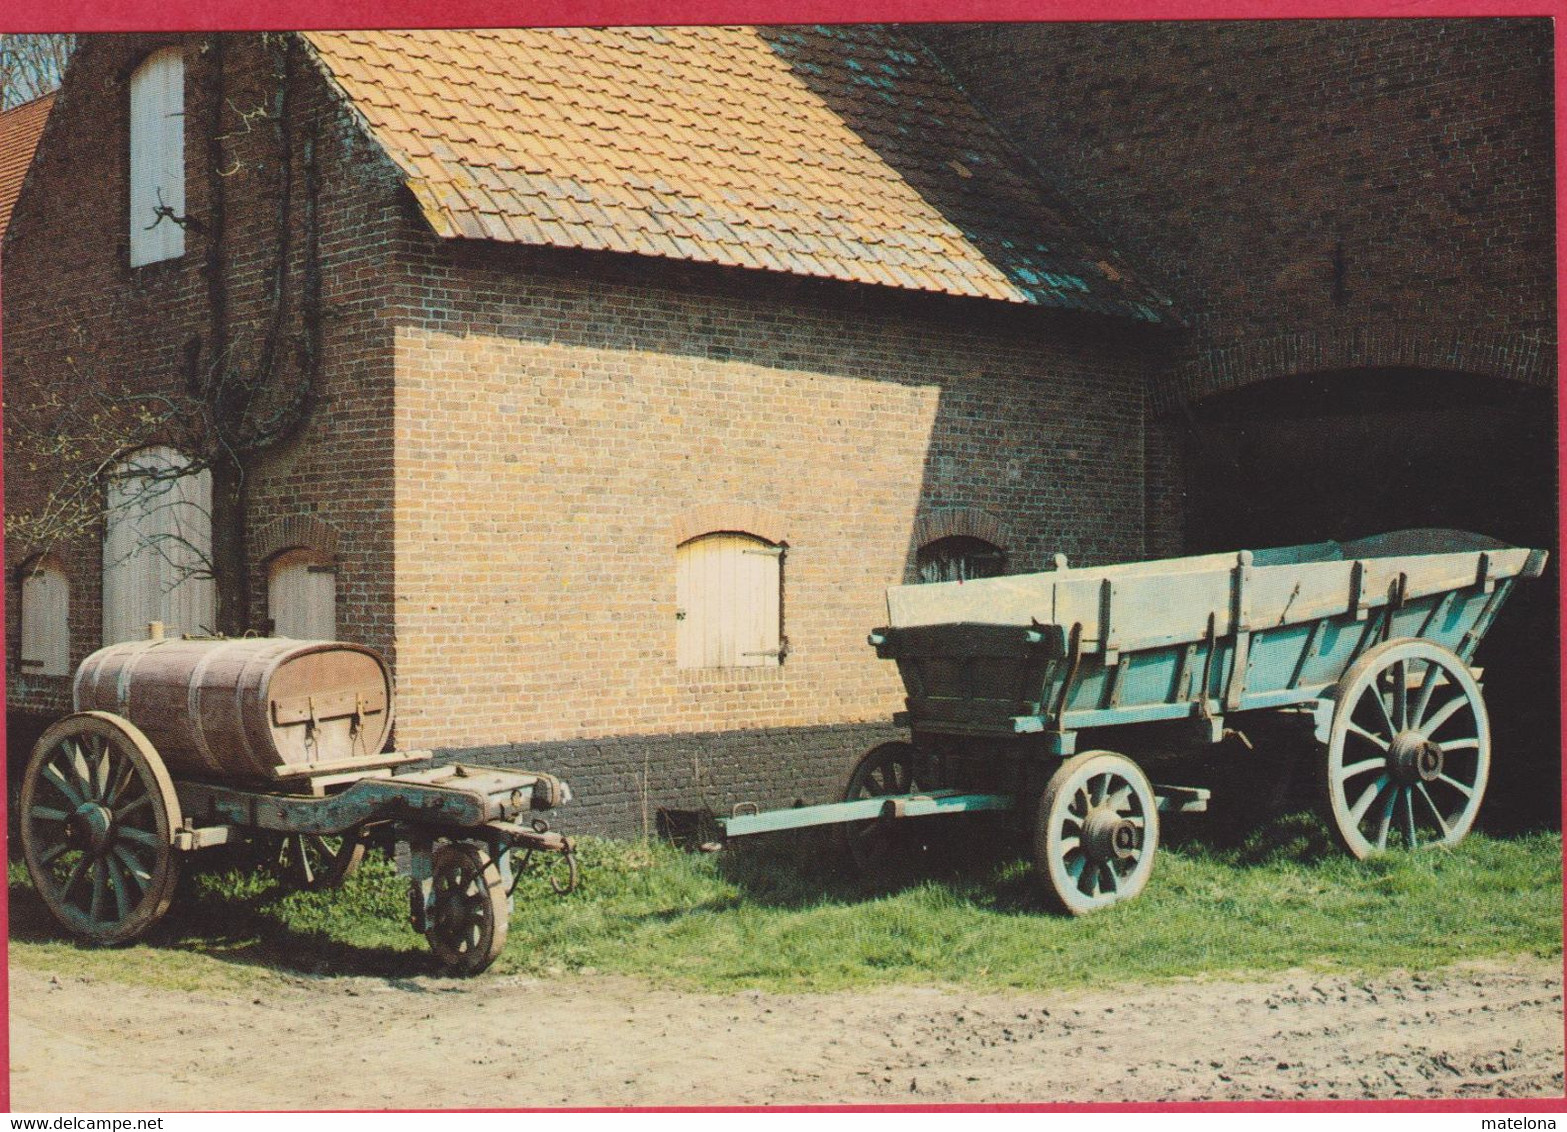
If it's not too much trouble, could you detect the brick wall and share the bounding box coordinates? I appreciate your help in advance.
[384,232,1161,769]
[4,34,403,724]
[442,721,909,839]
[920,20,1557,401]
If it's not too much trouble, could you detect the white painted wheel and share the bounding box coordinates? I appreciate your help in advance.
[1035,751,1159,915]
[1325,638,1490,859]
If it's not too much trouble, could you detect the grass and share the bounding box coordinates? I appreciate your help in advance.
[8,810,1562,995]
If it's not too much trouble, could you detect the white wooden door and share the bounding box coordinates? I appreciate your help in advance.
[676,533,781,668]
[268,549,337,640]
[102,446,214,644]
[19,564,69,676]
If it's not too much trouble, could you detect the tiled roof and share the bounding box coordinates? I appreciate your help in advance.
[303,28,1173,323]
[0,93,54,246]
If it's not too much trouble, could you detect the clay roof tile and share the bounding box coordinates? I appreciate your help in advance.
[301,26,1172,322]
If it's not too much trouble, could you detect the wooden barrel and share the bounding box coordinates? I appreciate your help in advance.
[73,638,395,782]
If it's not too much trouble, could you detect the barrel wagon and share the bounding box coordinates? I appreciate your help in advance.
[19,635,577,975]
[720,529,1548,913]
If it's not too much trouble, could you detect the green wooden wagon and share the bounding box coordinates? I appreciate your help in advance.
[721,529,1549,914]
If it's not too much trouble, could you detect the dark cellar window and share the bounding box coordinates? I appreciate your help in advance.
[916,536,1005,584]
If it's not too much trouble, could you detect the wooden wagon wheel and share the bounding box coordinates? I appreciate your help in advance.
[20,711,182,945]
[837,741,932,878]
[426,842,509,976]
[1324,638,1490,859]
[274,832,367,891]
[1034,751,1159,915]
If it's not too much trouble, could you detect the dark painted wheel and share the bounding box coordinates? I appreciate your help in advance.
[837,741,931,878]
[426,842,509,976]
[20,712,182,945]
[1034,750,1159,915]
[1325,638,1490,859]
[274,832,366,890]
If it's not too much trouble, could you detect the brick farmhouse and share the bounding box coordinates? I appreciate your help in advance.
[3,23,1555,834]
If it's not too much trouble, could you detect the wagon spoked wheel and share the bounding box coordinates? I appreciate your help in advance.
[1325,638,1490,859]
[837,741,928,878]
[275,833,366,891]
[426,842,509,976]
[20,711,182,945]
[1035,751,1159,916]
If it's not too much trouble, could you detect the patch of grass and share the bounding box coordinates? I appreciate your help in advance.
[9,816,1561,994]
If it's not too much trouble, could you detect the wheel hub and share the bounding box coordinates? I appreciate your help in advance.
[1083,806,1137,863]
[67,803,115,856]
[1389,730,1444,785]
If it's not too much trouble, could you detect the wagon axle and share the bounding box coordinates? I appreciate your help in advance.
[1083,807,1140,864]
[65,803,118,856]
[1388,731,1444,785]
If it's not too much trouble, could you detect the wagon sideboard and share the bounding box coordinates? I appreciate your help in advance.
[873,529,1548,748]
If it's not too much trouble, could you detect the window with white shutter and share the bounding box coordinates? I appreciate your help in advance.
[102,446,214,644]
[19,559,70,677]
[268,548,337,640]
[129,47,185,267]
[676,532,784,669]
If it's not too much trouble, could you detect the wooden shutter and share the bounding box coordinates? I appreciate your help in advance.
[268,549,337,640]
[20,564,70,677]
[103,446,215,644]
[129,47,185,267]
[676,533,781,669]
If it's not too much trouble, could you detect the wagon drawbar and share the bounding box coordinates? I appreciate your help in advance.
[19,636,577,975]
[718,529,1548,914]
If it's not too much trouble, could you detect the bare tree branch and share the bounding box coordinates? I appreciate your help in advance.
[0,34,75,109]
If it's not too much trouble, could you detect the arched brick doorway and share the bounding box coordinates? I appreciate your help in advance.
[1178,366,1557,831]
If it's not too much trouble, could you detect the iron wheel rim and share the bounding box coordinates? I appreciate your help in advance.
[1325,638,1490,858]
[1036,751,1158,915]
[425,842,509,975]
[20,712,181,945]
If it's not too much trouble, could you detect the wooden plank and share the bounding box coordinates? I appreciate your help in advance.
[905,695,1040,723]
[271,749,430,782]
[720,791,1015,837]
[271,688,388,727]
[874,622,1065,659]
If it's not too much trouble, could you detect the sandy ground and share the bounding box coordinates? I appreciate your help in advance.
[9,957,1563,1110]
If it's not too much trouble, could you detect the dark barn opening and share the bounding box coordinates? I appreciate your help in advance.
[1183,368,1559,832]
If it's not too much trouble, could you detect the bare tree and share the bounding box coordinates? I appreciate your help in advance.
[0,34,75,109]
[5,34,323,638]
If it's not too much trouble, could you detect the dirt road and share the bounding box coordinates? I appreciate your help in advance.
[9,957,1563,1109]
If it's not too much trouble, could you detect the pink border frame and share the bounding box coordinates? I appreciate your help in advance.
[0,0,1561,1115]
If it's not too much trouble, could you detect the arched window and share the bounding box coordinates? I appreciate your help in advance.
[916,535,1005,584]
[129,47,185,267]
[102,446,214,644]
[676,532,784,669]
[268,548,337,640]
[18,558,70,677]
